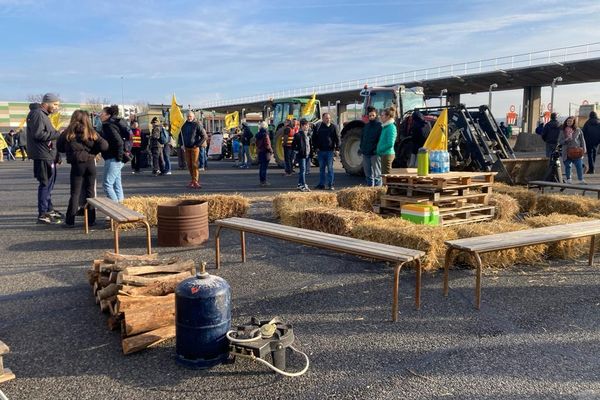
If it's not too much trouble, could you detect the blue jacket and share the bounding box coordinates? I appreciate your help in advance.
[180,120,207,148]
[376,120,397,156]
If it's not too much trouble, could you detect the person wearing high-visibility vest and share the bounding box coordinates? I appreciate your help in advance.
[130,121,143,174]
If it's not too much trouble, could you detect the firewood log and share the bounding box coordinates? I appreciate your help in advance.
[123,260,195,276]
[123,302,174,336]
[117,270,192,287]
[103,252,158,264]
[116,293,175,314]
[122,325,175,355]
[97,283,122,301]
[123,278,184,296]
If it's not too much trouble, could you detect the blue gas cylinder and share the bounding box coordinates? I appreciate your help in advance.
[175,263,231,369]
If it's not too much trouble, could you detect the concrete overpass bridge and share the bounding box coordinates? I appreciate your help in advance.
[199,43,600,132]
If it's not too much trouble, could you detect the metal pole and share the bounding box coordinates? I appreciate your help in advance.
[550,85,555,114]
[120,76,124,116]
[488,83,498,110]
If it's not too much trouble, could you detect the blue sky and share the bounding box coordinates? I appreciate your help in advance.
[1,0,600,116]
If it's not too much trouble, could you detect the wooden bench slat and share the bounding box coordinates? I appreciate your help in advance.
[217,218,424,262]
[87,198,145,222]
[446,220,600,252]
[218,218,422,258]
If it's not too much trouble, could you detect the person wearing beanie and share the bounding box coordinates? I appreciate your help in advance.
[26,92,63,224]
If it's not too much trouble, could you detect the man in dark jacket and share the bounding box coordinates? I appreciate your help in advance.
[292,119,312,191]
[542,113,560,157]
[583,111,600,174]
[240,122,253,168]
[312,113,340,190]
[409,110,431,166]
[360,106,382,186]
[179,111,207,188]
[149,117,164,176]
[281,119,294,176]
[26,93,62,224]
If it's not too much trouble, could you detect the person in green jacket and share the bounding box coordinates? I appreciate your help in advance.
[376,105,397,174]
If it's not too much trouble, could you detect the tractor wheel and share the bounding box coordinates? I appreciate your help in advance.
[340,127,364,176]
[273,128,286,168]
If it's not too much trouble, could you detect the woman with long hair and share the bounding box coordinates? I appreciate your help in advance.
[57,110,108,227]
[99,105,126,201]
[559,115,587,184]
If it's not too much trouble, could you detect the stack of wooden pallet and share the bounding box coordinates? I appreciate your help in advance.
[378,171,496,226]
[87,252,196,354]
[0,341,15,384]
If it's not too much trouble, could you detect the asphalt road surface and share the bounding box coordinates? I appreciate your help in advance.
[0,157,599,400]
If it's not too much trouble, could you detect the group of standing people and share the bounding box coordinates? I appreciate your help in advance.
[541,111,600,183]
[359,105,399,186]
[26,94,130,226]
[0,129,28,162]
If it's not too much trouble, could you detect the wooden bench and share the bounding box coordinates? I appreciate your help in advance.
[214,217,425,322]
[528,180,600,199]
[443,220,600,309]
[84,198,152,255]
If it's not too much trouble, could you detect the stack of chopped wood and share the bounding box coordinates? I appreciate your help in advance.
[0,340,15,384]
[87,252,196,355]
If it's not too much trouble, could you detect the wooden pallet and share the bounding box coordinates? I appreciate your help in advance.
[0,341,15,384]
[380,192,490,209]
[378,203,495,226]
[387,182,493,198]
[383,171,495,189]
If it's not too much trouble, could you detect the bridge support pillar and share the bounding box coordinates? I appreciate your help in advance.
[336,102,347,126]
[522,86,541,134]
[446,93,461,107]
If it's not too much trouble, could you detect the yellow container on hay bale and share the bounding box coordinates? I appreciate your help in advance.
[400,204,440,225]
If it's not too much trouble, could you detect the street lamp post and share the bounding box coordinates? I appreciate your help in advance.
[120,76,125,117]
[550,76,563,113]
[440,89,448,107]
[488,83,498,109]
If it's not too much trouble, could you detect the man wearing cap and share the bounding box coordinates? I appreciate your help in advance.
[26,93,62,224]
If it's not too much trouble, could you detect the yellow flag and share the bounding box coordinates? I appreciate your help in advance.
[50,112,62,130]
[169,94,184,141]
[225,111,239,130]
[0,133,6,150]
[17,118,26,130]
[424,108,448,151]
[301,93,317,116]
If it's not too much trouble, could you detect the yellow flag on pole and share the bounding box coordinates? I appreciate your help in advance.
[169,94,184,142]
[0,133,7,150]
[225,111,239,130]
[17,118,26,130]
[50,112,62,130]
[301,93,317,117]
[423,109,448,150]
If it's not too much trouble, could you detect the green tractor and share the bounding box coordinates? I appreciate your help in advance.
[271,98,321,168]
[339,85,426,175]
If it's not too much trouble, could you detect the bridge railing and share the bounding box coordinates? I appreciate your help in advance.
[201,42,600,108]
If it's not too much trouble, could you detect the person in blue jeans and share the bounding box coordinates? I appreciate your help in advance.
[198,143,208,170]
[292,119,311,191]
[99,105,125,201]
[559,115,587,184]
[360,106,382,186]
[255,121,273,186]
[312,113,340,190]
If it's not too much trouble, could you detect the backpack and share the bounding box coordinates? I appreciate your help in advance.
[159,127,169,145]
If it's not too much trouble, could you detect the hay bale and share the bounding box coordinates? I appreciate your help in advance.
[488,193,520,221]
[179,194,249,222]
[337,186,387,212]
[534,193,600,217]
[272,192,338,219]
[492,183,537,213]
[351,218,457,271]
[122,194,249,227]
[122,196,173,226]
[452,222,546,268]
[298,207,381,236]
[523,213,594,259]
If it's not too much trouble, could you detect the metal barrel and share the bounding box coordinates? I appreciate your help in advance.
[157,200,209,247]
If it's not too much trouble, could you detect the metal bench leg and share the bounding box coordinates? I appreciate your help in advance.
[443,247,455,297]
[114,222,120,254]
[215,226,222,269]
[415,259,422,310]
[142,220,152,255]
[84,205,89,234]
[473,251,483,310]
[392,263,403,322]
[589,235,596,266]
[240,231,246,263]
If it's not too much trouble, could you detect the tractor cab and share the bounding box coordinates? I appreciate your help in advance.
[272,98,321,130]
[359,86,426,120]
